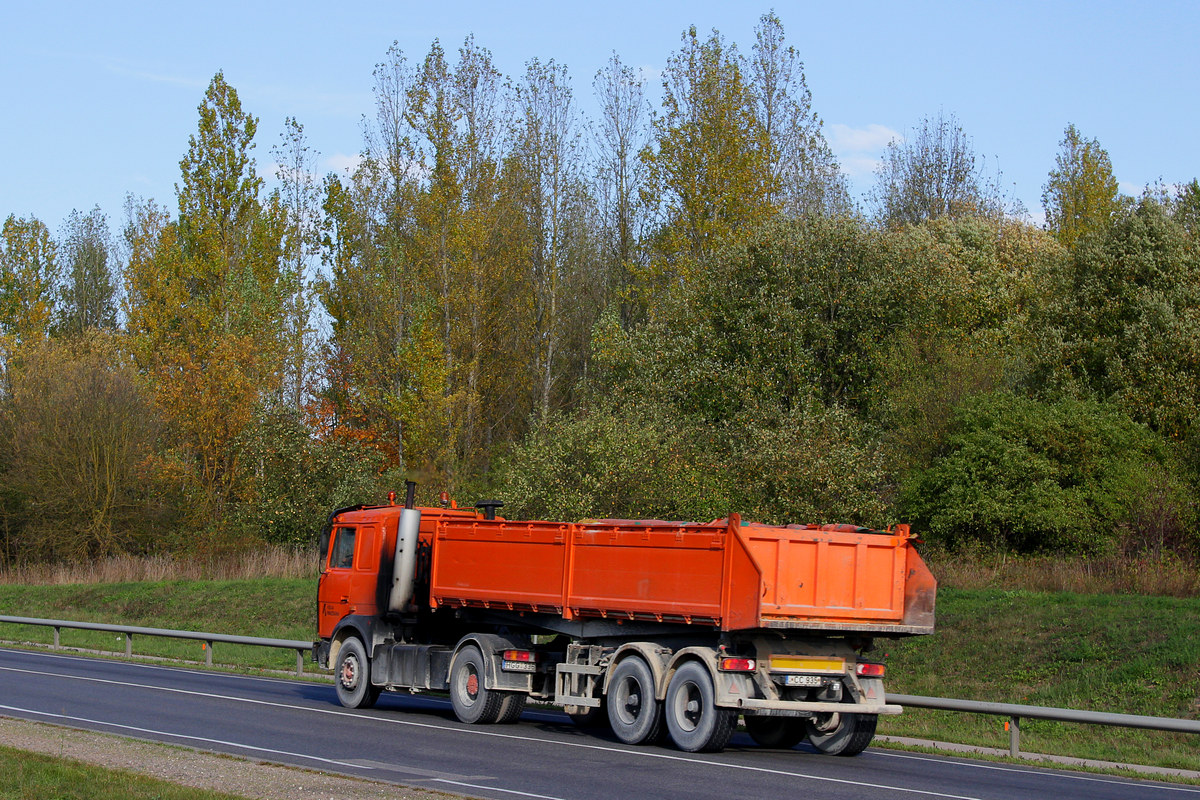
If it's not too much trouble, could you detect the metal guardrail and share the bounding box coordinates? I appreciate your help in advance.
[889,693,1200,757]
[2,615,1197,759]
[0,615,312,677]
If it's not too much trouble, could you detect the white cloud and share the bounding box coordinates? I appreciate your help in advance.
[827,123,902,179]
[839,155,886,180]
[326,153,364,175]
[828,123,900,153]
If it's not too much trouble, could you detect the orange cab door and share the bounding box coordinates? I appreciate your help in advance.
[318,525,356,639]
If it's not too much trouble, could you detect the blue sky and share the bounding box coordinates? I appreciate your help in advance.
[4,1,1198,234]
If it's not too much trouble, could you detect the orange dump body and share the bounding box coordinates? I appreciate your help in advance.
[429,513,935,634]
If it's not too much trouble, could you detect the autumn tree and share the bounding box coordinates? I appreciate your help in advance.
[870,110,1012,228]
[0,214,57,388]
[750,11,847,216]
[125,73,285,518]
[2,333,164,562]
[56,206,118,336]
[513,57,598,418]
[642,26,772,269]
[593,53,650,326]
[1041,123,1121,249]
[272,117,322,412]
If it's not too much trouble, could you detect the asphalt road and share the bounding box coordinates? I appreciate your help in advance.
[0,647,1194,800]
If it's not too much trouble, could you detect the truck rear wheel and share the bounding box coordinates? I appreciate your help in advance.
[664,661,737,753]
[450,644,503,724]
[334,637,380,709]
[745,716,807,749]
[806,710,877,756]
[607,656,663,744]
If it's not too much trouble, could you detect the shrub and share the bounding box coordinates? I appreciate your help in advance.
[899,391,1191,554]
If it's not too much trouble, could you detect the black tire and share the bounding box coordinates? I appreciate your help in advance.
[334,637,380,709]
[806,710,877,756]
[606,656,663,744]
[450,645,503,724]
[496,691,527,724]
[664,661,737,753]
[745,715,807,749]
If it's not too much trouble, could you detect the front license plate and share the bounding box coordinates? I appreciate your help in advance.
[783,674,823,687]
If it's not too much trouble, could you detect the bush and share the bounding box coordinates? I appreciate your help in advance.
[229,405,392,547]
[496,403,728,522]
[899,391,1191,554]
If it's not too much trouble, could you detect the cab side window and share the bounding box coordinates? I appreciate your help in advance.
[330,526,357,569]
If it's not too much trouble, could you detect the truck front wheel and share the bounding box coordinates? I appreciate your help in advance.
[450,644,503,724]
[806,710,877,756]
[334,637,380,709]
[664,661,737,753]
[606,656,663,744]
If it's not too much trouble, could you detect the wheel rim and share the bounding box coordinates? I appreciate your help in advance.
[614,674,644,726]
[672,679,703,733]
[340,654,360,691]
[811,712,841,734]
[465,669,479,701]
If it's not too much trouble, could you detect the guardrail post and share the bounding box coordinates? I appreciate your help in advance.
[53,626,60,649]
[295,649,304,677]
[1008,715,1020,757]
[205,640,213,667]
[125,633,133,658]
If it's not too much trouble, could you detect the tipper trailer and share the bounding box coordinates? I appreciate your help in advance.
[315,485,936,754]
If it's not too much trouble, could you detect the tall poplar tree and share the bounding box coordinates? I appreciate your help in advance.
[642,27,771,269]
[126,72,284,515]
[56,207,118,336]
[1041,123,1121,249]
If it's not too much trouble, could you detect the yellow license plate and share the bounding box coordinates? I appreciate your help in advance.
[770,655,845,673]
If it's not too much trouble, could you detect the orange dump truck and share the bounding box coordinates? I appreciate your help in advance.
[315,485,936,755]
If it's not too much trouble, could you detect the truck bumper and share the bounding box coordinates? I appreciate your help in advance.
[737,699,903,715]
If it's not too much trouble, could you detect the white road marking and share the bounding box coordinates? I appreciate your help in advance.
[432,779,568,800]
[0,703,373,770]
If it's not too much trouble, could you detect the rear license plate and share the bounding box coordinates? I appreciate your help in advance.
[783,674,823,687]
[502,660,536,673]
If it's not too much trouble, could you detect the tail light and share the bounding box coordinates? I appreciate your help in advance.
[718,657,757,672]
[501,649,538,673]
[856,662,886,678]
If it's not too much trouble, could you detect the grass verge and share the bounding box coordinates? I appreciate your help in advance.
[2,744,247,800]
[0,578,315,673]
[878,587,1200,771]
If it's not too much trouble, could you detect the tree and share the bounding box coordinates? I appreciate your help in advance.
[272,117,322,413]
[514,57,593,418]
[1041,123,1121,249]
[870,110,1013,228]
[0,214,57,387]
[593,53,650,326]
[56,206,118,336]
[750,11,847,216]
[2,333,164,561]
[126,73,286,518]
[642,26,772,267]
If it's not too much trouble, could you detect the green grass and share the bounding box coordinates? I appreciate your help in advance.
[0,579,315,673]
[1,578,1198,772]
[1,745,248,800]
[878,587,1200,771]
